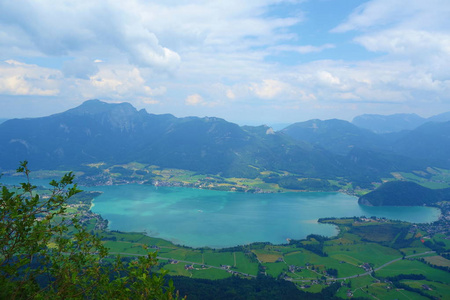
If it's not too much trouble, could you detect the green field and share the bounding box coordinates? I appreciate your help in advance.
[233,252,259,275]
[376,259,450,284]
[203,252,234,267]
[396,168,450,189]
[402,279,450,299]
[94,216,450,299]
[263,261,288,277]
[325,243,401,268]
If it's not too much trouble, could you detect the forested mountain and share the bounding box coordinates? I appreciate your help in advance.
[281,119,386,155]
[0,100,345,178]
[0,100,448,183]
[282,117,450,170]
[358,181,450,206]
[390,121,450,167]
[0,100,175,170]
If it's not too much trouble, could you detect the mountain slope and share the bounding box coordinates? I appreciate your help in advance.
[0,100,176,169]
[426,111,450,123]
[390,121,450,167]
[281,119,387,155]
[352,111,450,133]
[352,113,426,133]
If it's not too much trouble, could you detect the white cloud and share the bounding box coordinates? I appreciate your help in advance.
[355,30,450,63]
[226,89,236,100]
[271,44,335,54]
[246,79,316,103]
[250,79,288,99]
[0,0,449,122]
[185,94,204,106]
[322,0,450,109]
[286,60,418,104]
[85,65,166,100]
[333,0,450,70]
[332,0,450,33]
[0,0,302,73]
[0,60,60,96]
[316,71,341,86]
[0,0,181,71]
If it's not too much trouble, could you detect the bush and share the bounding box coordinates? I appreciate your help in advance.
[0,161,181,299]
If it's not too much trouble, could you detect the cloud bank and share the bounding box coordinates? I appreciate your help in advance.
[0,0,449,123]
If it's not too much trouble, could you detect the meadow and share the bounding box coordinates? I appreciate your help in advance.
[83,216,449,299]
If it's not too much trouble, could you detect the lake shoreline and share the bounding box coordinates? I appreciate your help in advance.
[0,175,441,249]
[88,183,440,249]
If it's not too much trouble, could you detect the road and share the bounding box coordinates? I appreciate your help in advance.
[109,252,256,278]
[288,251,435,282]
[110,250,435,282]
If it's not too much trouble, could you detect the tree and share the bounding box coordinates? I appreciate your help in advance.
[0,161,181,299]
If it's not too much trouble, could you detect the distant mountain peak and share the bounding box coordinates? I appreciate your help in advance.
[66,99,138,116]
[282,118,382,155]
[352,113,426,133]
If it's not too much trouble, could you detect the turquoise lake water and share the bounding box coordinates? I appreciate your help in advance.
[1,176,441,248]
[88,184,440,248]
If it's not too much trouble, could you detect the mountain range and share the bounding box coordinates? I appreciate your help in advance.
[352,112,450,133]
[1,100,449,187]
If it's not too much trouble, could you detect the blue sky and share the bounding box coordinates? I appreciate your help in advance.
[0,0,449,125]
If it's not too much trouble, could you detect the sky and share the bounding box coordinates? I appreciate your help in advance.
[1,0,449,125]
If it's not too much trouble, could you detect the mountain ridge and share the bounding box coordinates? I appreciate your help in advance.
[1,100,448,186]
[0,100,347,179]
[351,111,450,133]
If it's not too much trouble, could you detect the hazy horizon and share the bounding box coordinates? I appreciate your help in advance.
[2,99,448,129]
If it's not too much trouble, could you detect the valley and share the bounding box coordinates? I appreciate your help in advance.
[3,172,448,299]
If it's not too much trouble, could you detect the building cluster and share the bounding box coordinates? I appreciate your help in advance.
[417,202,450,238]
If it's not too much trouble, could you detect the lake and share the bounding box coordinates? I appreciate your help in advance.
[0,176,440,248]
[87,184,440,248]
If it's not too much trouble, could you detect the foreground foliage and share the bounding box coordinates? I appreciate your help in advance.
[0,161,180,299]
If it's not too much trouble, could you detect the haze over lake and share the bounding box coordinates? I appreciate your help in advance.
[88,184,440,248]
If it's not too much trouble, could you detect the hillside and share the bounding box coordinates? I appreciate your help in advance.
[352,111,450,133]
[390,121,450,167]
[281,118,386,155]
[283,117,450,171]
[358,181,450,206]
[352,113,426,133]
